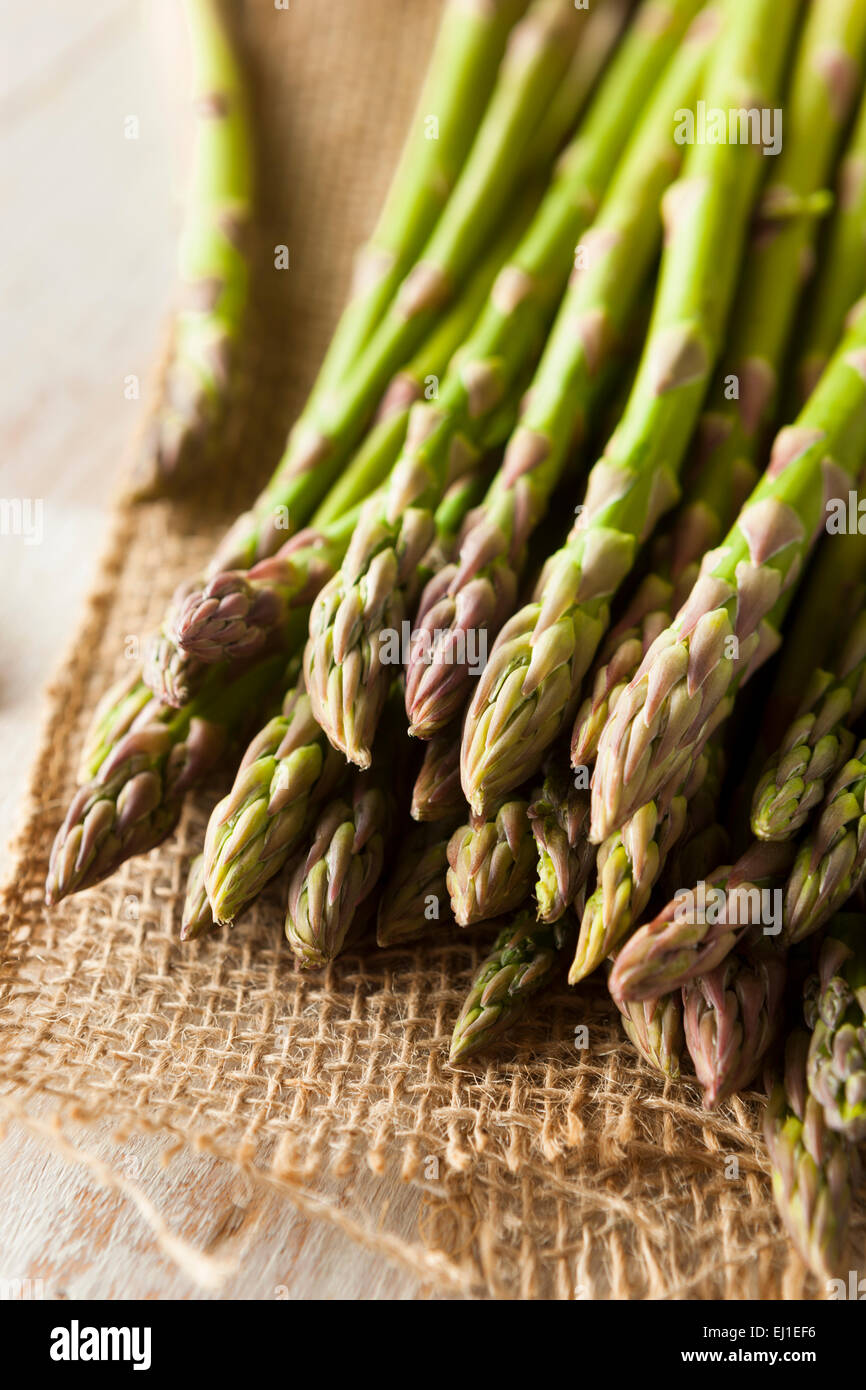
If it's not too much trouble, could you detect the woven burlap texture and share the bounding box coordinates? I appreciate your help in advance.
[0,0,858,1300]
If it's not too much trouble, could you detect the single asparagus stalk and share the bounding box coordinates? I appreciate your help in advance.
[303,0,705,767]
[405,3,715,739]
[284,772,390,968]
[410,730,464,822]
[592,301,866,844]
[806,914,866,1139]
[212,0,585,577]
[446,798,536,926]
[132,0,254,498]
[309,0,527,402]
[614,989,684,1081]
[449,910,572,1062]
[146,217,531,707]
[201,667,346,924]
[376,817,460,946]
[608,840,795,1003]
[784,739,866,944]
[180,853,214,941]
[527,762,594,924]
[45,653,285,905]
[752,539,866,841]
[795,88,866,403]
[683,935,787,1108]
[764,1029,860,1281]
[461,0,798,818]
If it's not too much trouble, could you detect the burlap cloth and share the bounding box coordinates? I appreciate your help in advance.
[0,0,858,1300]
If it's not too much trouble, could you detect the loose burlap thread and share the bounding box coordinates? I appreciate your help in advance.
[0,0,858,1299]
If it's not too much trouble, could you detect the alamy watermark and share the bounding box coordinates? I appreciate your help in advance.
[378,620,487,675]
[0,497,43,545]
[673,880,782,936]
[674,102,782,157]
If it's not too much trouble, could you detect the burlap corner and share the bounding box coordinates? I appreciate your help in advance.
[0,0,852,1299]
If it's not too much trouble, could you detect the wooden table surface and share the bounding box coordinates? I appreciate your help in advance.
[0,0,431,1301]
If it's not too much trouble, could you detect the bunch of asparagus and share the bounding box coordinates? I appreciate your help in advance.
[50,0,866,1283]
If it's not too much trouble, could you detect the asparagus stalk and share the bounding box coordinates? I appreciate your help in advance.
[410,730,464,822]
[45,653,285,905]
[446,798,536,926]
[376,818,459,947]
[764,1029,860,1281]
[201,666,346,924]
[180,853,214,942]
[614,989,684,1081]
[795,88,866,403]
[132,0,254,498]
[806,914,866,1139]
[527,763,594,924]
[461,0,798,818]
[592,299,866,845]
[303,0,705,767]
[449,910,572,1062]
[309,0,528,402]
[608,840,795,1003]
[683,935,787,1108]
[751,534,866,841]
[405,3,715,739]
[784,739,866,944]
[284,772,390,968]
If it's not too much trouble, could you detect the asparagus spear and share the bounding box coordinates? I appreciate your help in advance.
[751,534,866,841]
[410,731,464,822]
[527,763,594,924]
[132,0,254,498]
[449,910,572,1062]
[376,818,459,947]
[614,989,684,1081]
[303,0,706,766]
[446,798,536,926]
[683,935,787,1108]
[795,88,866,403]
[284,773,390,968]
[784,739,866,943]
[309,0,528,403]
[405,3,716,740]
[806,914,866,1139]
[593,300,866,844]
[45,653,284,905]
[180,853,214,942]
[764,1029,860,1281]
[461,0,799,817]
[201,667,346,924]
[608,840,795,1003]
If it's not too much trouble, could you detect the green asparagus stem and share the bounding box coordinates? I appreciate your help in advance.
[751,535,866,840]
[523,0,630,166]
[284,771,390,967]
[132,0,254,498]
[376,817,459,946]
[410,730,464,822]
[683,936,787,1108]
[806,914,866,1139]
[764,1029,860,1280]
[784,739,866,943]
[309,0,527,402]
[45,654,284,905]
[795,88,866,404]
[201,667,345,924]
[304,0,705,767]
[592,301,866,844]
[614,988,684,1081]
[527,762,594,924]
[461,0,798,817]
[608,840,795,1003]
[449,910,572,1062]
[446,798,536,926]
[405,3,715,739]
